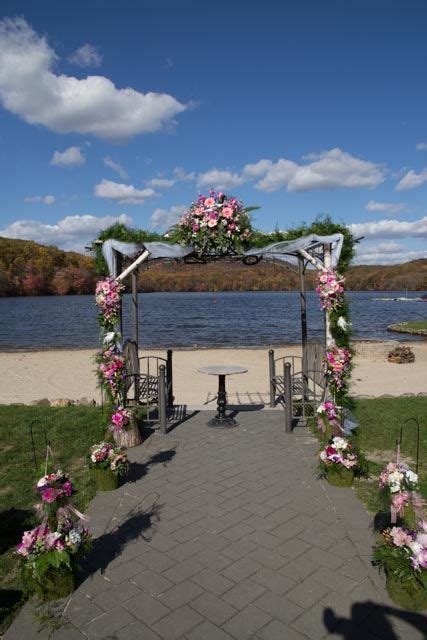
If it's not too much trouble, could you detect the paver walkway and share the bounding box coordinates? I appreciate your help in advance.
[6,411,426,639]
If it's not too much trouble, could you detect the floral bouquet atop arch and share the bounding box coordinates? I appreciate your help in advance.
[172,191,256,257]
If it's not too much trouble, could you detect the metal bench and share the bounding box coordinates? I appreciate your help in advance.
[123,339,173,434]
[268,339,327,430]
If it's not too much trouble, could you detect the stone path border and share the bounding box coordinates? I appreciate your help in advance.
[6,411,426,639]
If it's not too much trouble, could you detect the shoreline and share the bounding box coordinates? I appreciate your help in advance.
[0,336,419,354]
[0,340,426,405]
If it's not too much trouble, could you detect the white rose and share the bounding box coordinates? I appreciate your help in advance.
[405,470,418,485]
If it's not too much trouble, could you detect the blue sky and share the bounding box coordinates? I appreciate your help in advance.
[0,0,426,263]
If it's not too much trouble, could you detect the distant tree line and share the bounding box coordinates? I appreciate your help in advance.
[0,237,96,296]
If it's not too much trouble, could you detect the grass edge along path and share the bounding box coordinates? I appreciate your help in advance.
[0,404,104,633]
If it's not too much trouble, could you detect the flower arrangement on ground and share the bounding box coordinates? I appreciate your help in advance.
[97,345,126,403]
[316,400,342,439]
[323,345,352,395]
[35,470,75,529]
[316,268,345,311]
[318,436,364,487]
[89,442,129,490]
[17,520,91,601]
[17,468,91,601]
[378,461,423,528]
[373,522,427,611]
[172,191,255,257]
[95,277,125,331]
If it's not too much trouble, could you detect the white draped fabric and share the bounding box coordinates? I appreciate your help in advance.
[102,233,344,278]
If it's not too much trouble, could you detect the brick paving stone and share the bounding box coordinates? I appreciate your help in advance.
[310,566,360,594]
[130,568,174,596]
[163,559,205,584]
[286,578,330,609]
[92,581,141,612]
[192,569,235,596]
[121,591,171,625]
[186,621,234,640]
[222,557,261,582]
[221,522,254,541]
[222,538,258,562]
[249,547,288,571]
[222,606,272,639]
[192,548,232,571]
[151,605,203,640]
[190,591,237,626]
[254,590,303,624]
[252,568,297,595]
[63,594,104,628]
[158,580,204,610]
[113,621,161,639]
[257,619,307,640]
[221,579,266,610]
[84,607,135,639]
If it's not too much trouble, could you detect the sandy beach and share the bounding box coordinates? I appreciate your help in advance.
[0,340,425,406]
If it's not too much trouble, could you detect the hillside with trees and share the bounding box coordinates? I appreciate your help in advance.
[0,236,426,296]
[0,237,96,296]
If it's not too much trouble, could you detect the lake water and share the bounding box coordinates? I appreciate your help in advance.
[0,291,425,351]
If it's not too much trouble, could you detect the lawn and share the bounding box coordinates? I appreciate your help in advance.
[352,396,427,513]
[0,404,104,633]
[403,319,427,330]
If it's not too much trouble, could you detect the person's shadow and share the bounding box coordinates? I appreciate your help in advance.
[324,601,427,639]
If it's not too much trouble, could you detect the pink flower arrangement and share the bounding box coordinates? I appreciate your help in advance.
[110,406,131,432]
[378,461,422,524]
[173,191,254,256]
[319,436,359,470]
[97,345,126,400]
[36,470,74,506]
[95,277,125,330]
[315,268,345,311]
[378,524,427,571]
[89,442,129,476]
[17,521,91,563]
[323,345,352,392]
[316,400,341,435]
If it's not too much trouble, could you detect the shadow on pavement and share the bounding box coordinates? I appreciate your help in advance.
[324,601,427,639]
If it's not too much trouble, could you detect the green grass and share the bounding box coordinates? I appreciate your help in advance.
[402,319,427,330]
[351,397,427,513]
[0,405,104,633]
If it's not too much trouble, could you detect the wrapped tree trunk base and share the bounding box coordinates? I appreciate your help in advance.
[113,413,142,448]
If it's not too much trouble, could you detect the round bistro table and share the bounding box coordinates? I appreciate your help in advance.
[198,365,248,428]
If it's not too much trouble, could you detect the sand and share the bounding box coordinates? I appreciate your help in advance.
[0,340,426,406]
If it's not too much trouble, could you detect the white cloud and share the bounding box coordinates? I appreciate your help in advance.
[197,169,245,191]
[252,148,385,192]
[104,156,128,180]
[94,179,155,204]
[24,194,55,205]
[172,167,196,182]
[147,178,175,188]
[0,213,133,251]
[416,142,427,151]
[0,18,187,142]
[150,205,186,229]
[69,43,102,68]
[51,146,86,167]
[365,200,406,215]
[354,241,426,265]
[242,159,273,179]
[349,217,427,239]
[395,169,427,191]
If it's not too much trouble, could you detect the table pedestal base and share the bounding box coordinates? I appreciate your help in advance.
[207,416,238,429]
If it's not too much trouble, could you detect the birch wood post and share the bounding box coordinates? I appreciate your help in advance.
[113,410,143,448]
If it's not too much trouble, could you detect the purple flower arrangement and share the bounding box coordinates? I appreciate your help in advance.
[89,442,129,476]
[97,345,126,401]
[316,400,341,436]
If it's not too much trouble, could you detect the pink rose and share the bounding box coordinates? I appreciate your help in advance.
[222,207,233,218]
[193,224,200,232]
[207,219,218,228]
[204,197,215,207]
